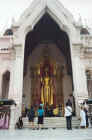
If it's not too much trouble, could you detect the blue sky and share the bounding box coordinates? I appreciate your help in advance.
[0,0,91,34]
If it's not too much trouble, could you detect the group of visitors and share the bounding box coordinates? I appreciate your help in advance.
[65,99,89,130]
[27,100,72,130]
[0,112,9,129]
[28,104,44,129]
[16,104,44,129]
[16,98,89,130]
[18,102,63,129]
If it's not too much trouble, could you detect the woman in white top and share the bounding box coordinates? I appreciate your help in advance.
[65,103,72,130]
[80,106,86,128]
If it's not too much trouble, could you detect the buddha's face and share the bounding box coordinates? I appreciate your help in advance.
[44,67,49,76]
[45,71,48,76]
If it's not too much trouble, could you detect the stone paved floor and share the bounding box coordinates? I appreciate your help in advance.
[0,128,92,140]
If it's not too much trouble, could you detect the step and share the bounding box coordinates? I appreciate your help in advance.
[23,117,80,128]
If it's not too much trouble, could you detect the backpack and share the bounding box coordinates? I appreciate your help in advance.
[28,109,35,118]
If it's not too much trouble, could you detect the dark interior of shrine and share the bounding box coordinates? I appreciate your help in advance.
[24,13,73,89]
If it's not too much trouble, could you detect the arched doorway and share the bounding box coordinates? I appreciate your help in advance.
[2,71,10,99]
[23,13,74,115]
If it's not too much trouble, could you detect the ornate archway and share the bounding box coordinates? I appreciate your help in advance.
[13,0,78,117]
[23,13,74,112]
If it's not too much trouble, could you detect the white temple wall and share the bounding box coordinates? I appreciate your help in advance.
[71,46,88,116]
[7,45,25,122]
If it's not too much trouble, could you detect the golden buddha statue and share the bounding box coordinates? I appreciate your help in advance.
[41,71,53,105]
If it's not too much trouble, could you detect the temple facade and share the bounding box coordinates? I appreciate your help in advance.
[0,0,92,128]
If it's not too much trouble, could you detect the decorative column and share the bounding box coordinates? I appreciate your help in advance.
[71,45,88,116]
[14,45,24,114]
[9,45,24,121]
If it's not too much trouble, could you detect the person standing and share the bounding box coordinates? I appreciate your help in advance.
[37,105,44,129]
[28,106,35,129]
[83,100,89,128]
[80,106,86,128]
[84,107,89,128]
[65,103,72,130]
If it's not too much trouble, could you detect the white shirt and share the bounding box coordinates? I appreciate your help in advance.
[65,106,72,117]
